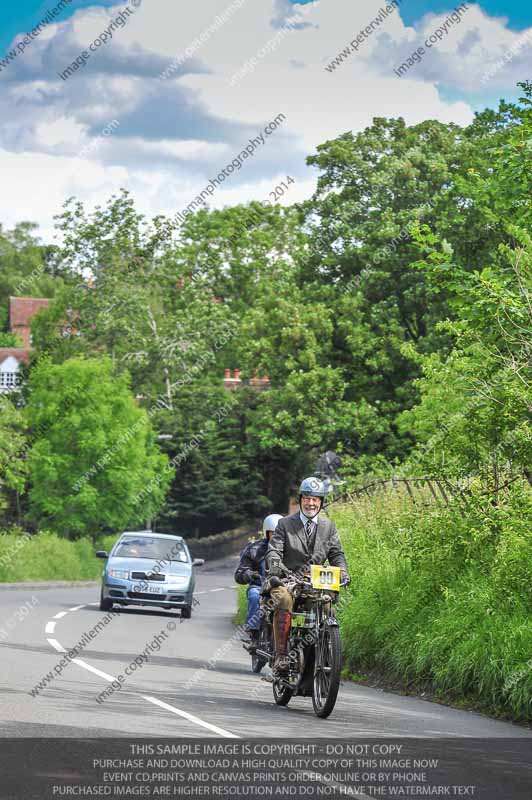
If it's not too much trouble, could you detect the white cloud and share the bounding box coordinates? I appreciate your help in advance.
[0,0,523,241]
[367,3,532,92]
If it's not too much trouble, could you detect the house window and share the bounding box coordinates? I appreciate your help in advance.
[0,371,19,390]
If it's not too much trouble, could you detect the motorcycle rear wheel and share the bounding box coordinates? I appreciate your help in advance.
[252,653,268,673]
[273,679,292,706]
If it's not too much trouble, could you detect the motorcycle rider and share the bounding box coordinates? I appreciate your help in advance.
[266,477,350,675]
[235,513,283,647]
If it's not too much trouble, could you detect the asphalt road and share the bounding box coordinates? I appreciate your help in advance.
[1,556,531,741]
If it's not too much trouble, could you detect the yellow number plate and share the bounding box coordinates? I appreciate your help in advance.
[310,565,341,591]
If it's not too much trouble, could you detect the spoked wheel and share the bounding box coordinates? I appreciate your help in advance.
[312,623,342,718]
[251,653,268,674]
[272,678,293,706]
[251,623,270,673]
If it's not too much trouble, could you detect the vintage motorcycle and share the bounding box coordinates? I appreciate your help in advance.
[243,565,346,719]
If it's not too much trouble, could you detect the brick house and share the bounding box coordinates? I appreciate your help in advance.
[223,368,270,391]
[0,297,50,393]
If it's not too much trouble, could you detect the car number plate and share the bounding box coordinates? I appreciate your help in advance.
[145,586,163,594]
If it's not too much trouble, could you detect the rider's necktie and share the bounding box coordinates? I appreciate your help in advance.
[306,520,313,539]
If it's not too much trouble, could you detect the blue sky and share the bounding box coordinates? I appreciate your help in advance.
[0,0,530,240]
[399,0,530,29]
[0,0,116,53]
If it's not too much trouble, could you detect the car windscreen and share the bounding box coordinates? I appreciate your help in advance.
[113,536,188,562]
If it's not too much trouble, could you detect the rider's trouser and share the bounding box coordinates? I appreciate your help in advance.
[270,585,294,612]
[245,585,262,631]
[270,586,293,657]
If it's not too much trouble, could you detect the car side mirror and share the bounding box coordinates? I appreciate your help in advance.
[192,558,205,567]
[95,551,108,559]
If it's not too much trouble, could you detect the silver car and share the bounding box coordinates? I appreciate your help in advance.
[96,531,204,618]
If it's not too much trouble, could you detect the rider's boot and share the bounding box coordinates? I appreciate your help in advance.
[272,609,291,675]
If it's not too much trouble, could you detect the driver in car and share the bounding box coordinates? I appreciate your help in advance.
[265,476,350,675]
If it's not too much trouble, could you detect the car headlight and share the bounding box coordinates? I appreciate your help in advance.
[107,569,130,579]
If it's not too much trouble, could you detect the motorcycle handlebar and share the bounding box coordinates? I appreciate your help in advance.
[286,574,350,589]
[268,571,350,589]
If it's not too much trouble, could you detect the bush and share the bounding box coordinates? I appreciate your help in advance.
[330,481,532,722]
[0,529,122,582]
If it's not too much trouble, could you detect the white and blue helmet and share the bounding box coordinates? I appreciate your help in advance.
[262,513,283,535]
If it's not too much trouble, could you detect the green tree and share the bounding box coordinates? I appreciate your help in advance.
[25,356,170,538]
[0,396,28,525]
[155,385,269,534]
[400,85,532,486]
[0,332,23,347]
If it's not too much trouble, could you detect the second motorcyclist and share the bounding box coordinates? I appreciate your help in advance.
[234,513,283,648]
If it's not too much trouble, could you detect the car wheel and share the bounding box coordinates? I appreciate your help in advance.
[181,605,192,619]
[99,590,113,612]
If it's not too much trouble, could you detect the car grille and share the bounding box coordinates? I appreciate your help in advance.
[130,572,166,581]
[128,591,168,600]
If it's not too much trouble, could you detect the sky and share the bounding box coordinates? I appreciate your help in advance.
[0,0,531,242]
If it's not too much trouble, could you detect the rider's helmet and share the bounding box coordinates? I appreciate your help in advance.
[262,513,283,537]
[299,476,326,498]
[299,476,326,516]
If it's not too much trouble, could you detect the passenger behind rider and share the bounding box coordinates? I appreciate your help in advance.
[234,513,283,647]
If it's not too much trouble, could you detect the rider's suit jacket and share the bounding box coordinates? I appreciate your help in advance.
[265,511,347,576]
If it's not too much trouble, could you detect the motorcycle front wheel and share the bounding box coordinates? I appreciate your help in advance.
[312,623,341,718]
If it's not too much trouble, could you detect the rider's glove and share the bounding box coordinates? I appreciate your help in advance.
[248,571,262,585]
[340,570,351,586]
[268,575,283,589]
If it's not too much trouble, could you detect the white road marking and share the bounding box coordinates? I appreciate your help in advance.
[142,695,239,738]
[47,638,66,653]
[43,603,240,739]
[72,658,116,682]
[195,591,206,595]
[210,588,225,592]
